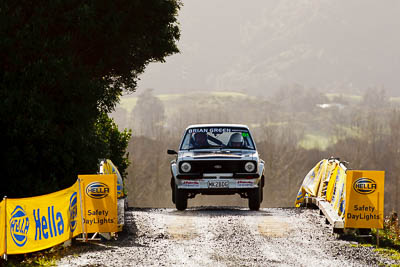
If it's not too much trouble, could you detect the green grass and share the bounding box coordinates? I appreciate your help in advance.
[325,93,400,106]
[2,251,60,267]
[375,247,400,261]
[210,91,248,98]
[325,93,362,103]
[344,224,400,265]
[355,217,400,264]
[118,91,251,114]
[334,125,362,139]
[157,93,184,101]
[119,92,399,115]
[118,96,137,113]
[298,134,332,150]
[0,242,72,266]
[390,97,400,104]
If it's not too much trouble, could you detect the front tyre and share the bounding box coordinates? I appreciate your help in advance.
[174,184,188,211]
[248,186,261,211]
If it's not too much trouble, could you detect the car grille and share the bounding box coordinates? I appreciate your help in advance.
[179,160,257,174]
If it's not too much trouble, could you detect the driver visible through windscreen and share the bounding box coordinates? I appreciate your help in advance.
[180,127,255,150]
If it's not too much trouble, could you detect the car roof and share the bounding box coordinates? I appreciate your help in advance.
[185,124,250,130]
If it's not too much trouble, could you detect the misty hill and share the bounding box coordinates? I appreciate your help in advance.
[138,0,400,96]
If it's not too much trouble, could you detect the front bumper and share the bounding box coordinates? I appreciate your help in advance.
[176,173,260,179]
[176,178,259,189]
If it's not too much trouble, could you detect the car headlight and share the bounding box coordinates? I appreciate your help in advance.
[181,162,191,173]
[244,162,255,172]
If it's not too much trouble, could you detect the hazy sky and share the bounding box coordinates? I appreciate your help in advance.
[137,0,400,96]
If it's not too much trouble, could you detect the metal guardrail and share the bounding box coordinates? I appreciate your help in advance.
[304,196,344,230]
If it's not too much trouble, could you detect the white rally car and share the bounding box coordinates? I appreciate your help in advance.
[168,124,265,211]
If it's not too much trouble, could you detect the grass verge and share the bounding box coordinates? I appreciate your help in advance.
[345,213,400,264]
[0,246,63,267]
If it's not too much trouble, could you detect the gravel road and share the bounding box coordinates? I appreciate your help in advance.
[57,207,398,266]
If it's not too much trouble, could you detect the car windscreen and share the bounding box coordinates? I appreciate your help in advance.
[180,127,255,150]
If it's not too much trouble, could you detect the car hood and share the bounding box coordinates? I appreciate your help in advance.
[179,150,258,160]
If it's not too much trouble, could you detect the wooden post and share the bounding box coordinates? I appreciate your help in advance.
[377,229,380,248]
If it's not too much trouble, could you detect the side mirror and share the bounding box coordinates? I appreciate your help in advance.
[167,149,178,155]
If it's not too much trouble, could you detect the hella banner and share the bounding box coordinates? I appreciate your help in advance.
[0,200,5,257]
[79,174,118,233]
[344,170,385,229]
[5,181,82,254]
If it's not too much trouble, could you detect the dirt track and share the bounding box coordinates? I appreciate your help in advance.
[57,207,397,266]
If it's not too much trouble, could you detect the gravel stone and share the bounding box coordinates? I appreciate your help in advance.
[57,207,399,266]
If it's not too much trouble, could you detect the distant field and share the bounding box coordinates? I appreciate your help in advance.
[325,93,400,105]
[298,134,332,150]
[390,97,400,103]
[118,96,137,113]
[157,93,184,101]
[119,91,399,113]
[210,91,249,98]
[116,91,398,150]
[325,93,362,102]
[117,91,250,113]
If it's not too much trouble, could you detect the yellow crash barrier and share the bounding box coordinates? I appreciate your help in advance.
[79,174,118,234]
[5,181,82,255]
[0,173,119,257]
[295,158,385,229]
[345,170,385,229]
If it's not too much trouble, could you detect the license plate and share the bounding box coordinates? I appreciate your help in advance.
[208,181,229,188]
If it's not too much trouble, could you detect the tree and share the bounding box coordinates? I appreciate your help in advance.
[130,89,165,138]
[93,113,132,179]
[362,87,389,109]
[0,0,181,197]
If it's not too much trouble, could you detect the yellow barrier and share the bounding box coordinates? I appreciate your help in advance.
[331,166,346,217]
[317,160,338,198]
[295,158,385,229]
[325,165,339,202]
[5,181,82,254]
[345,170,385,229]
[295,160,325,207]
[0,174,119,257]
[79,174,118,234]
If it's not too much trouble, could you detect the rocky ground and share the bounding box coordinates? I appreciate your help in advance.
[57,207,399,266]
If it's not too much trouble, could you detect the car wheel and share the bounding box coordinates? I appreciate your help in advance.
[248,186,261,211]
[174,184,188,211]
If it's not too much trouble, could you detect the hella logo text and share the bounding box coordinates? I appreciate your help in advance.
[86,182,109,199]
[10,206,29,247]
[353,178,377,194]
[34,206,64,240]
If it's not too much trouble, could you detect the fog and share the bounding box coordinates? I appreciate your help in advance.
[112,1,400,211]
[137,0,400,96]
